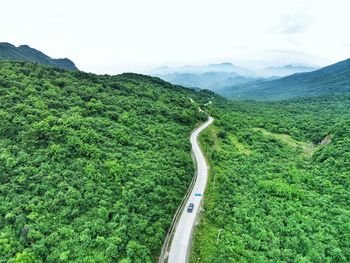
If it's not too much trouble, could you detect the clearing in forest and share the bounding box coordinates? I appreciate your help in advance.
[253,128,318,156]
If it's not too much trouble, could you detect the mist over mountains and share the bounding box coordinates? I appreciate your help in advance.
[257,64,318,77]
[152,59,350,101]
[2,42,348,102]
[151,62,318,92]
[219,58,350,100]
[152,63,253,76]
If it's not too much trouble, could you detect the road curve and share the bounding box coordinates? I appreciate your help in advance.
[168,116,214,263]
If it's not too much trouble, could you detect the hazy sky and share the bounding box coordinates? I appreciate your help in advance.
[1,0,350,74]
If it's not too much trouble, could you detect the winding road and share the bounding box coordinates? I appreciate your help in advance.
[168,116,214,263]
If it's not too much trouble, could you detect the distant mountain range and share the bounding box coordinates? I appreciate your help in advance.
[151,62,318,92]
[257,64,318,77]
[0,42,78,70]
[219,58,350,100]
[152,63,253,76]
[153,71,257,91]
[151,63,256,91]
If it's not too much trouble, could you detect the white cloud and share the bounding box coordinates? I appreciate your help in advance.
[274,13,312,35]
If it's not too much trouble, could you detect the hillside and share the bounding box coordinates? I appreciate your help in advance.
[0,43,78,71]
[220,58,350,100]
[0,61,217,262]
[192,94,350,262]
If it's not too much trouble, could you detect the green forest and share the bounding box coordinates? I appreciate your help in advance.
[191,95,350,262]
[0,61,215,262]
[1,61,349,263]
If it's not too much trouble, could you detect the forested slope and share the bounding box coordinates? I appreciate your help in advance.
[220,58,350,100]
[192,95,350,262]
[0,61,216,262]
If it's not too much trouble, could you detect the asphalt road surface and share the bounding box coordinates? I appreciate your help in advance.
[168,116,214,263]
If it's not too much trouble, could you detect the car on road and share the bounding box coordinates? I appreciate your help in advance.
[187,203,194,213]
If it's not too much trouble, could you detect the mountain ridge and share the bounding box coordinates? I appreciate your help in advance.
[219,58,350,100]
[0,42,78,71]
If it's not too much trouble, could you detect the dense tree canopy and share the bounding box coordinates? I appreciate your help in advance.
[192,95,350,262]
[1,60,349,263]
[0,61,214,262]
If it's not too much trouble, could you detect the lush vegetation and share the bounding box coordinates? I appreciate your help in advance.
[220,58,350,100]
[0,43,78,71]
[192,95,350,262]
[1,59,349,263]
[0,61,216,262]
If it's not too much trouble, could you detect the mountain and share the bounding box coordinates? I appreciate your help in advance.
[151,63,257,91]
[257,64,318,77]
[220,58,350,100]
[154,71,256,91]
[0,61,217,262]
[151,63,253,76]
[151,63,318,92]
[0,42,78,70]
